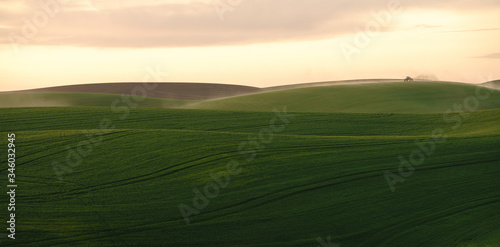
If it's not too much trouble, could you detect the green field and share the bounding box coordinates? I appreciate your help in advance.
[187,81,500,113]
[1,104,499,246]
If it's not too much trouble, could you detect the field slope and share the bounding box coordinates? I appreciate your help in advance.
[1,107,499,246]
[188,81,500,113]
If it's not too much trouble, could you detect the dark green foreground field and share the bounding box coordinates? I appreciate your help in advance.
[1,105,499,246]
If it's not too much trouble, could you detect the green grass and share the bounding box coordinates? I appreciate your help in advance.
[0,93,198,108]
[187,81,500,113]
[0,106,499,246]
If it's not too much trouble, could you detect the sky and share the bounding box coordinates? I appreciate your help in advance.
[0,0,499,91]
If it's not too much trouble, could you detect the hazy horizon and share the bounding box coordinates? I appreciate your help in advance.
[1,0,499,91]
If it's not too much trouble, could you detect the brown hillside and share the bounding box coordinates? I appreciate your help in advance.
[4,83,261,100]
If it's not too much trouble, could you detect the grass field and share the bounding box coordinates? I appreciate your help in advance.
[187,81,500,113]
[1,105,499,246]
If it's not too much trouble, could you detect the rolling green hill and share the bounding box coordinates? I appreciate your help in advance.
[1,107,499,246]
[187,81,500,113]
[4,81,500,114]
[0,93,197,108]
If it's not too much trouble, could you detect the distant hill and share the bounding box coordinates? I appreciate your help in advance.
[3,80,500,113]
[2,82,261,100]
[0,79,409,101]
[188,81,500,113]
[263,78,402,92]
[481,80,500,90]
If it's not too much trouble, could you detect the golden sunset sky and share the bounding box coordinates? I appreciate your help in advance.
[1,0,499,91]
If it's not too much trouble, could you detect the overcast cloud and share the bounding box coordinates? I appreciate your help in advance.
[1,0,499,48]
